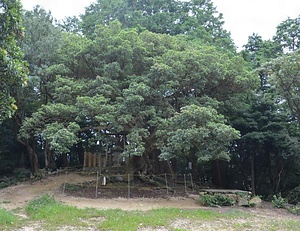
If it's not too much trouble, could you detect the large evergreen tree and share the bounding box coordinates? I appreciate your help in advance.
[274,16,300,52]
[19,20,252,176]
[1,1,298,199]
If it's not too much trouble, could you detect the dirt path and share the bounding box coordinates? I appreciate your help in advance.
[0,172,200,211]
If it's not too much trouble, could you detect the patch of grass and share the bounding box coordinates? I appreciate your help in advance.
[24,195,299,231]
[26,194,103,229]
[232,221,253,229]
[267,220,300,231]
[0,207,19,229]
[25,195,248,231]
[97,208,247,231]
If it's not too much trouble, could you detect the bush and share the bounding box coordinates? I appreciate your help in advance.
[64,183,80,192]
[0,176,16,189]
[200,193,236,207]
[0,168,30,189]
[13,168,30,182]
[287,185,300,205]
[272,194,285,208]
[288,206,300,215]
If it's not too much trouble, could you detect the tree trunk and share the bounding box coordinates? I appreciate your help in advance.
[250,154,256,196]
[77,141,84,165]
[212,160,225,187]
[48,150,56,170]
[216,160,223,188]
[13,113,39,175]
[25,138,39,175]
[18,151,25,168]
[44,140,50,170]
[126,155,134,175]
[275,164,285,193]
[189,151,198,182]
[61,153,69,167]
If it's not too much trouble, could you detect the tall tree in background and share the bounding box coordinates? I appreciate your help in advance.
[0,0,28,122]
[274,16,300,52]
[229,91,300,195]
[236,18,300,195]
[11,6,64,174]
[241,33,281,93]
[80,0,235,51]
[21,6,63,104]
[263,51,300,121]
[242,33,282,69]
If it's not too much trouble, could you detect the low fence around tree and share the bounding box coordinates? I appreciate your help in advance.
[60,170,197,199]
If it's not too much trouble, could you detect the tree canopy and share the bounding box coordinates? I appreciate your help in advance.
[80,0,235,51]
[0,0,300,200]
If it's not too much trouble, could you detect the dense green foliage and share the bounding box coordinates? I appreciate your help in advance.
[80,0,235,51]
[0,0,28,122]
[0,0,300,200]
[287,185,300,205]
[274,17,300,52]
[272,194,286,208]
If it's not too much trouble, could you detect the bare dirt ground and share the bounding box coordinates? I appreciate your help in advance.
[0,172,299,231]
[0,172,201,211]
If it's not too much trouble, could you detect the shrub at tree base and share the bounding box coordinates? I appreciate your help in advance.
[287,185,300,205]
[0,177,17,189]
[0,168,31,189]
[289,206,300,215]
[272,194,286,208]
[13,168,31,182]
[199,193,236,207]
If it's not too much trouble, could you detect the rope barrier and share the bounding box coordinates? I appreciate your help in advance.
[61,171,197,198]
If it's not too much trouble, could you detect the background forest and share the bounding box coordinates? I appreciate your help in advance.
[1,0,300,200]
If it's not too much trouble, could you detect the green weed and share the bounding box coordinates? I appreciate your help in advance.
[0,207,19,229]
[288,205,300,215]
[268,220,300,231]
[272,193,286,208]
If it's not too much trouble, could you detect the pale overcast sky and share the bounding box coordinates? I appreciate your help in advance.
[21,0,300,50]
